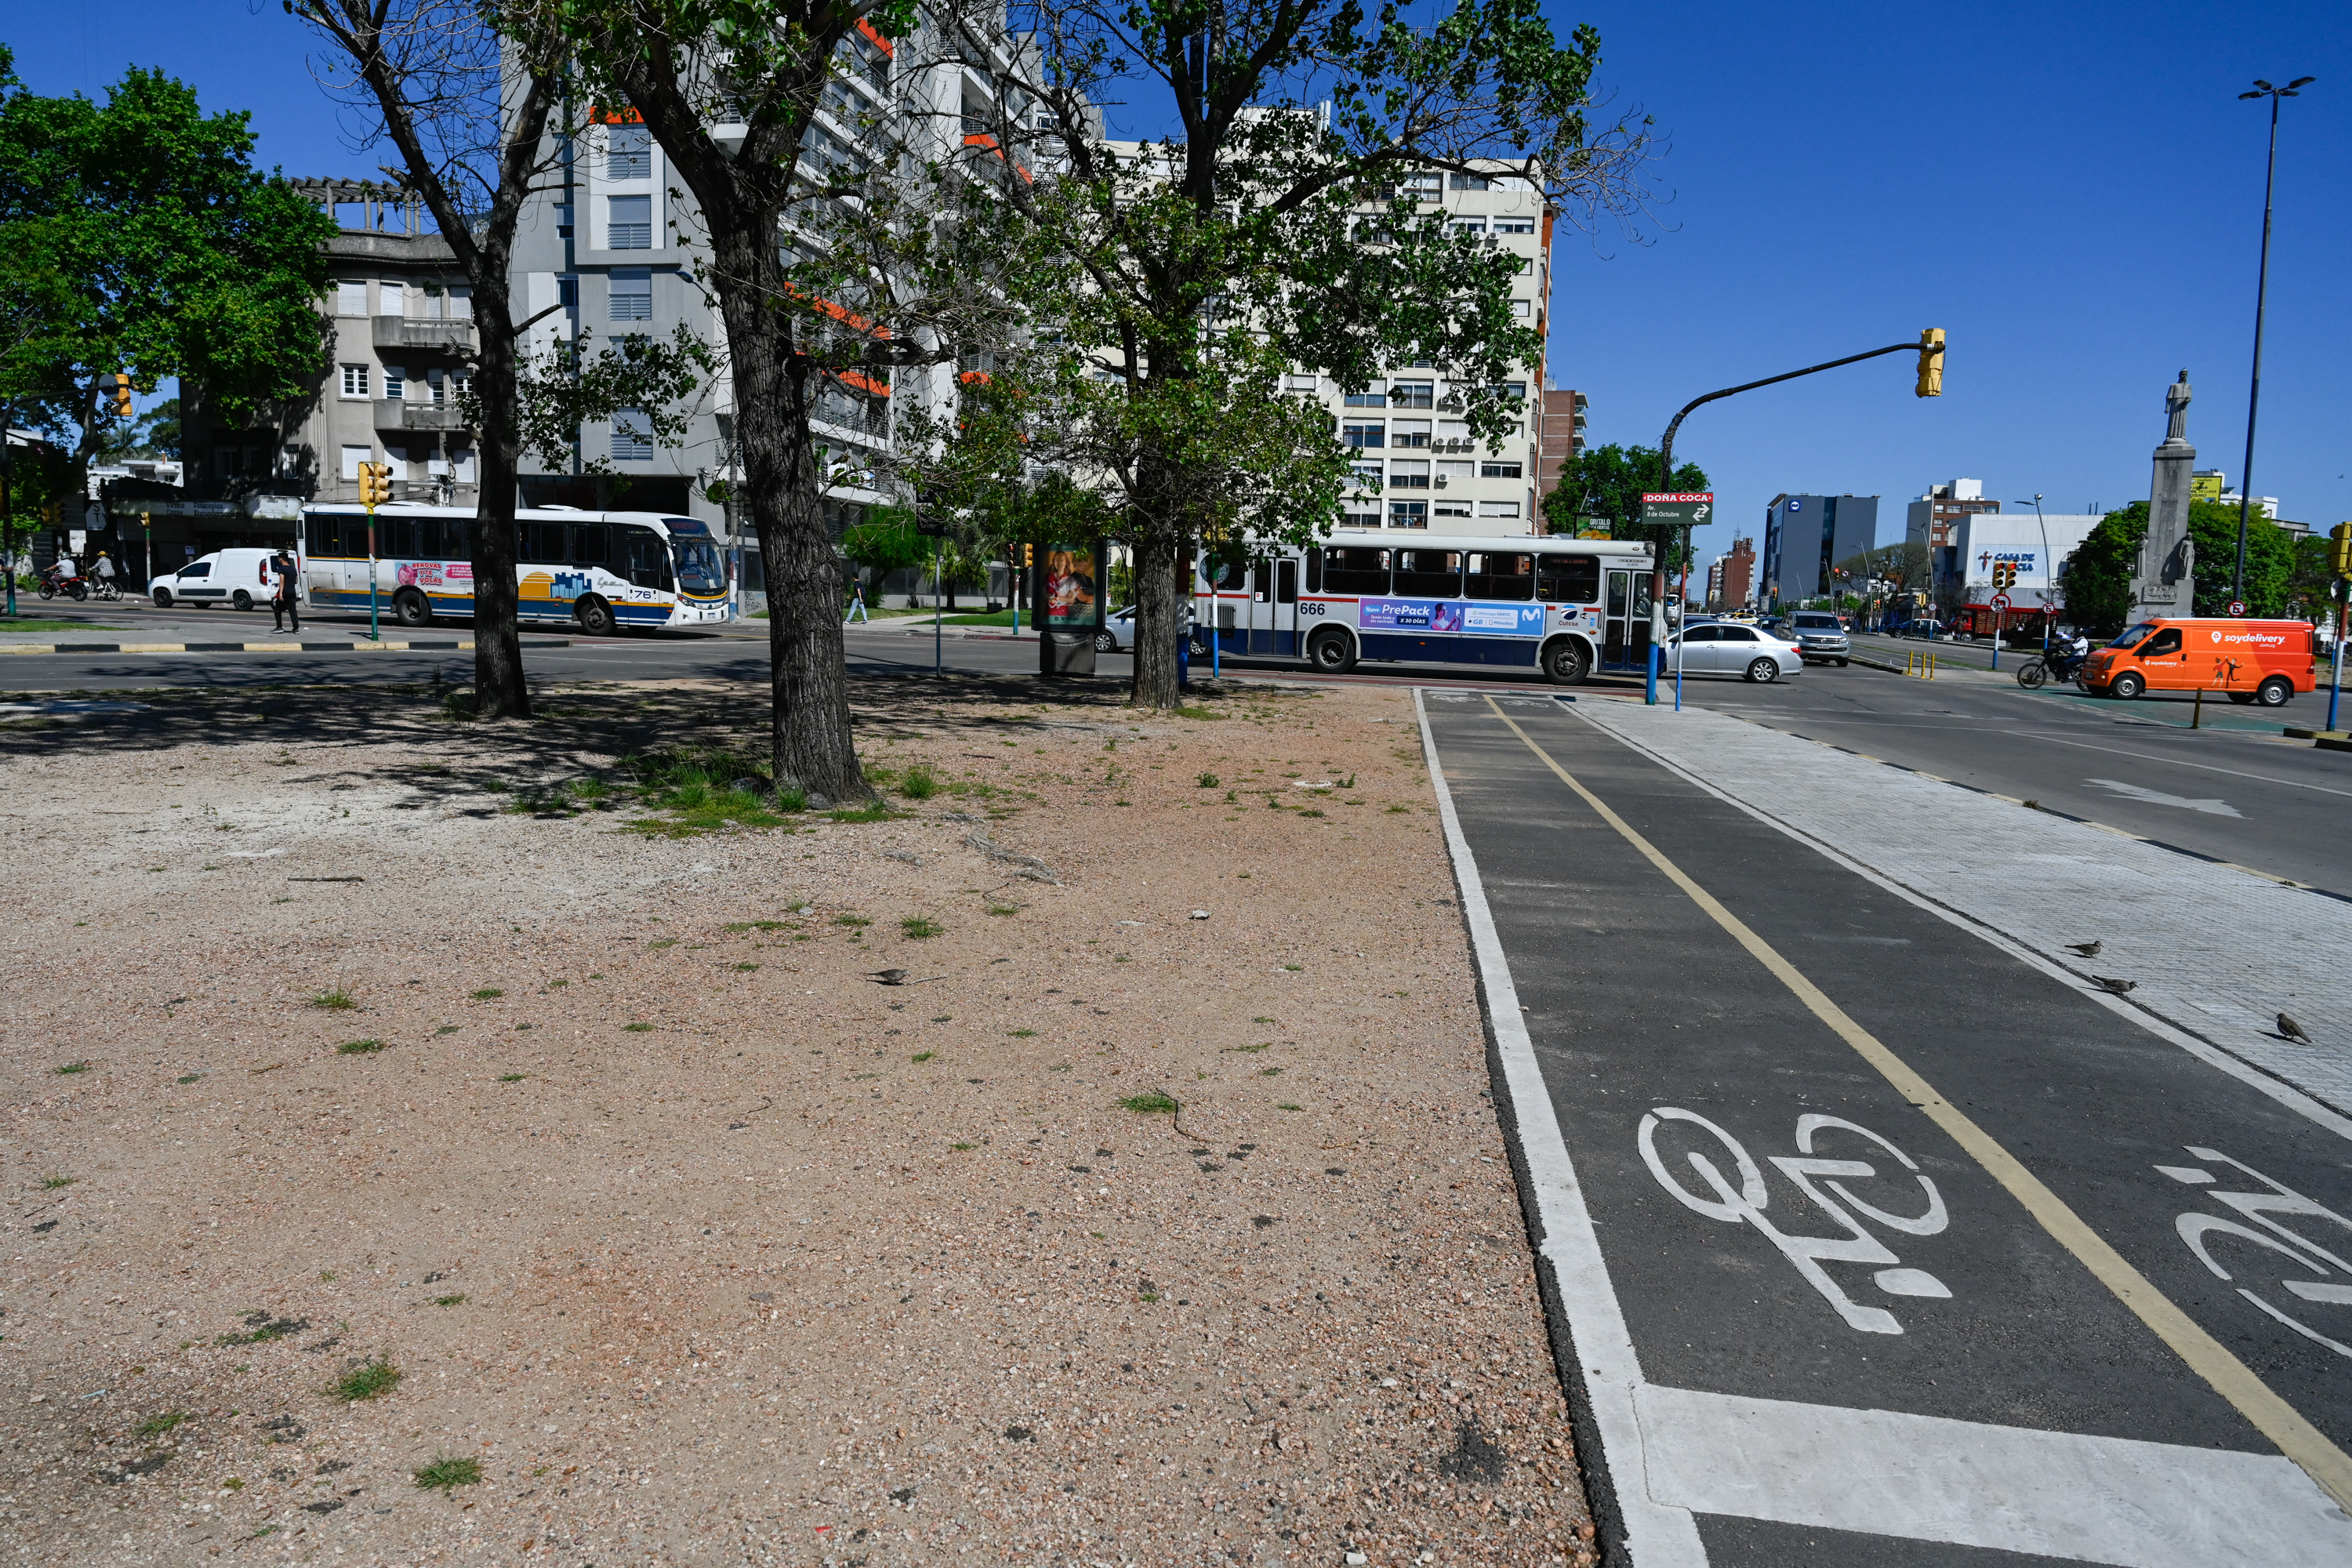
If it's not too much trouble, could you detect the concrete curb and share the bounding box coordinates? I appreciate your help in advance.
[0,639,572,656]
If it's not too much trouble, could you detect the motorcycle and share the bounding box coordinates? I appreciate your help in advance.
[35,571,88,602]
[2015,643,2089,690]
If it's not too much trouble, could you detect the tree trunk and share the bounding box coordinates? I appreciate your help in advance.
[1129,519,1187,710]
[711,225,872,804]
[469,293,529,718]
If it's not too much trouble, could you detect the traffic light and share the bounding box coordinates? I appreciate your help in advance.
[2331,522,2352,577]
[111,373,133,419]
[1915,328,1945,398]
[357,462,391,508]
[1021,543,1034,569]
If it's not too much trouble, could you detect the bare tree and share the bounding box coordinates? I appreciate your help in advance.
[288,0,569,720]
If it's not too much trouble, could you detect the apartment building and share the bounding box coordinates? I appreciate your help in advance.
[1316,165,1558,539]
[1762,493,1879,607]
[1535,384,1587,514]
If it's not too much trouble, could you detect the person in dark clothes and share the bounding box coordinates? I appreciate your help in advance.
[270,549,302,633]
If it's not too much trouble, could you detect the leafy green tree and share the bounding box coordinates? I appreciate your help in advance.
[1541,442,1708,539]
[2060,499,2299,635]
[0,47,333,489]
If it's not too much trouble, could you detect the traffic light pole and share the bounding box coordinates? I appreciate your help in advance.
[1653,334,1944,702]
[368,510,380,642]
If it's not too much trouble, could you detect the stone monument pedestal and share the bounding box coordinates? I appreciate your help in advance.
[2129,370,2197,622]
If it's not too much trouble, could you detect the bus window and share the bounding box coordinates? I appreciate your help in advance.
[1323,546,1390,596]
[1304,548,1323,594]
[670,533,725,594]
[1466,552,1534,601]
[1394,550,1462,597]
[620,525,673,590]
[571,523,611,567]
[521,521,569,564]
[1276,558,1298,604]
[442,517,471,557]
[1536,553,1600,604]
[1203,552,1247,592]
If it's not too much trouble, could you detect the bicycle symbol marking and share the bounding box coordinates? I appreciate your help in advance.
[1638,1107,1951,1336]
[2158,1146,2352,1359]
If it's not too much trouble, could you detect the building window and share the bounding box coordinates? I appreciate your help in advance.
[339,363,371,399]
[1283,373,1318,393]
[1343,387,1386,408]
[1347,462,1383,492]
[1388,460,1430,489]
[1449,172,1491,191]
[1480,460,1523,479]
[1435,499,1472,519]
[377,281,405,317]
[1342,421,1384,449]
[608,194,652,249]
[612,408,653,462]
[335,281,368,316]
[1495,217,1534,234]
[606,125,652,180]
[1452,216,1486,233]
[1389,381,1434,409]
[1388,501,1428,529]
[554,203,575,238]
[1340,511,1381,531]
[383,365,405,400]
[1389,419,1431,448]
[1403,170,1440,198]
[610,269,653,321]
[339,445,372,481]
[1477,501,1519,519]
[1511,299,1532,318]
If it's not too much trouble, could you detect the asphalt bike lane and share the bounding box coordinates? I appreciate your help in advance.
[1417,689,2352,1568]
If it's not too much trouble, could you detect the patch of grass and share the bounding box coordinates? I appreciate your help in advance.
[1387,804,1412,813]
[826,799,895,823]
[731,961,760,972]
[309,988,357,1011]
[434,1025,459,1036]
[136,1410,189,1438]
[470,987,504,1000]
[175,1073,203,1084]
[621,747,783,837]
[413,1454,481,1490]
[949,1141,977,1151]
[900,916,944,940]
[54,1061,90,1075]
[1276,1102,1304,1112]
[1252,1015,1274,1023]
[1299,808,1326,818]
[39,1175,74,1190]
[1221,1043,1269,1054]
[1281,963,1303,972]
[1196,771,1220,788]
[497,1073,526,1083]
[1259,1066,1283,1076]
[1009,1029,1038,1038]
[911,1051,937,1062]
[1337,773,1356,789]
[1174,706,1225,720]
[328,1359,402,1403]
[1118,1091,1181,1116]
[336,1040,386,1055]
[985,901,1020,916]
[432,1293,467,1307]
[724,920,793,934]
[832,914,870,928]
[622,1022,655,1033]
[900,764,940,800]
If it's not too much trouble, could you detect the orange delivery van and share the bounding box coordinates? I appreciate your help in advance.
[2082,617,2314,706]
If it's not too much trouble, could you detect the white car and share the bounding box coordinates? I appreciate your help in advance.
[1661,622,1806,682]
[1094,605,1138,653]
[150,548,292,612]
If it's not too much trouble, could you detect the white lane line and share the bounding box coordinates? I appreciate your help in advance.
[1637,1385,2350,1567]
[1572,708,2352,1147]
[2085,779,2245,816]
[1413,688,1708,1568]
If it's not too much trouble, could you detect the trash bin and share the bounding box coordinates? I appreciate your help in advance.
[1040,630,1098,677]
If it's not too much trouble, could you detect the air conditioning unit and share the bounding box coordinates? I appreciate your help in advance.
[1435,476,1448,488]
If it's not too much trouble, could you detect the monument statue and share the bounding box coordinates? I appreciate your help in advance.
[2129,370,2196,621]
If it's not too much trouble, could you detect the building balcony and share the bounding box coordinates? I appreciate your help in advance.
[375,399,470,432]
[371,316,476,354]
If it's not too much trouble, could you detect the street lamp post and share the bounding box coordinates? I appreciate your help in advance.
[2011,495,2055,653]
[2230,75,2315,604]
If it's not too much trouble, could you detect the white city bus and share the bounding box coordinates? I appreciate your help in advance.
[1195,535,1655,683]
[299,503,731,634]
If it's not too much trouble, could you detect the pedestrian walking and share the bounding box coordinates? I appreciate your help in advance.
[270,547,302,633]
[844,580,869,625]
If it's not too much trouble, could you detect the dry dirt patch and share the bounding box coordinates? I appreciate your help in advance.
[0,673,1596,1566]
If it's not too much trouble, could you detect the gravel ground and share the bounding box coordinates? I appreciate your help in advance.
[0,673,1597,1567]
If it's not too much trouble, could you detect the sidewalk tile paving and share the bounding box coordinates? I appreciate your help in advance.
[1574,698,2352,1116]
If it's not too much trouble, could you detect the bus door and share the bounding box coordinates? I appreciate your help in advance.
[1602,568,1652,670]
[1250,557,1298,655]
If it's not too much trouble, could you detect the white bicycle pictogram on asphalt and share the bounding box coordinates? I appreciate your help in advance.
[2157,1146,2352,1359]
[1638,1107,1952,1335]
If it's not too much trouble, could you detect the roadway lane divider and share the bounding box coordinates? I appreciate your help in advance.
[0,639,572,656]
[1475,691,2352,1517]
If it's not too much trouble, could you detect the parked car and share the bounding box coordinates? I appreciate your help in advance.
[1784,610,1852,666]
[1661,622,1806,682]
[1093,605,1137,653]
[1895,619,1947,641]
[149,548,289,611]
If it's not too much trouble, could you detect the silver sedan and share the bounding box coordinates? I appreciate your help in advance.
[1661,622,1806,682]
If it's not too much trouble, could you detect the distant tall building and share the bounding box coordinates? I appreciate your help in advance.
[1904,479,2001,605]
[1718,535,1755,610]
[1761,494,1878,606]
[1535,387,1587,522]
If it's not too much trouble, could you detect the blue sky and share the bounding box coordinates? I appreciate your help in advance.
[10,2,2349,570]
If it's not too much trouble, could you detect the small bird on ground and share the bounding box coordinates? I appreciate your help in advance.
[2092,975,2136,995]
[2066,941,2103,958]
[867,968,910,985]
[2280,1013,2312,1044]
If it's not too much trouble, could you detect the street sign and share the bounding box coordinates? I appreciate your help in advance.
[1989,593,2010,613]
[1641,492,1714,528]
[2226,598,2248,617]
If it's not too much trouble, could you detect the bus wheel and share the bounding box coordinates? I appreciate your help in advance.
[1541,637,1592,685]
[2255,675,2294,707]
[392,589,432,628]
[2110,670,2144,699]
[1308,628,1356,673]
[575,596,618,638]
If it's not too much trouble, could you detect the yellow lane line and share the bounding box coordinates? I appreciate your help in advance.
[1479,693,2352,1512]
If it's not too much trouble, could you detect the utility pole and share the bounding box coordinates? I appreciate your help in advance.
[2230,76,2314,601]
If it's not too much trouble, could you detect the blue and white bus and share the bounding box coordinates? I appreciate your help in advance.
[1196,535,1655,683]
[300,503,731,635]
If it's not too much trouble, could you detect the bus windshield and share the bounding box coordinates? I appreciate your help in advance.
[671,536,726,595]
